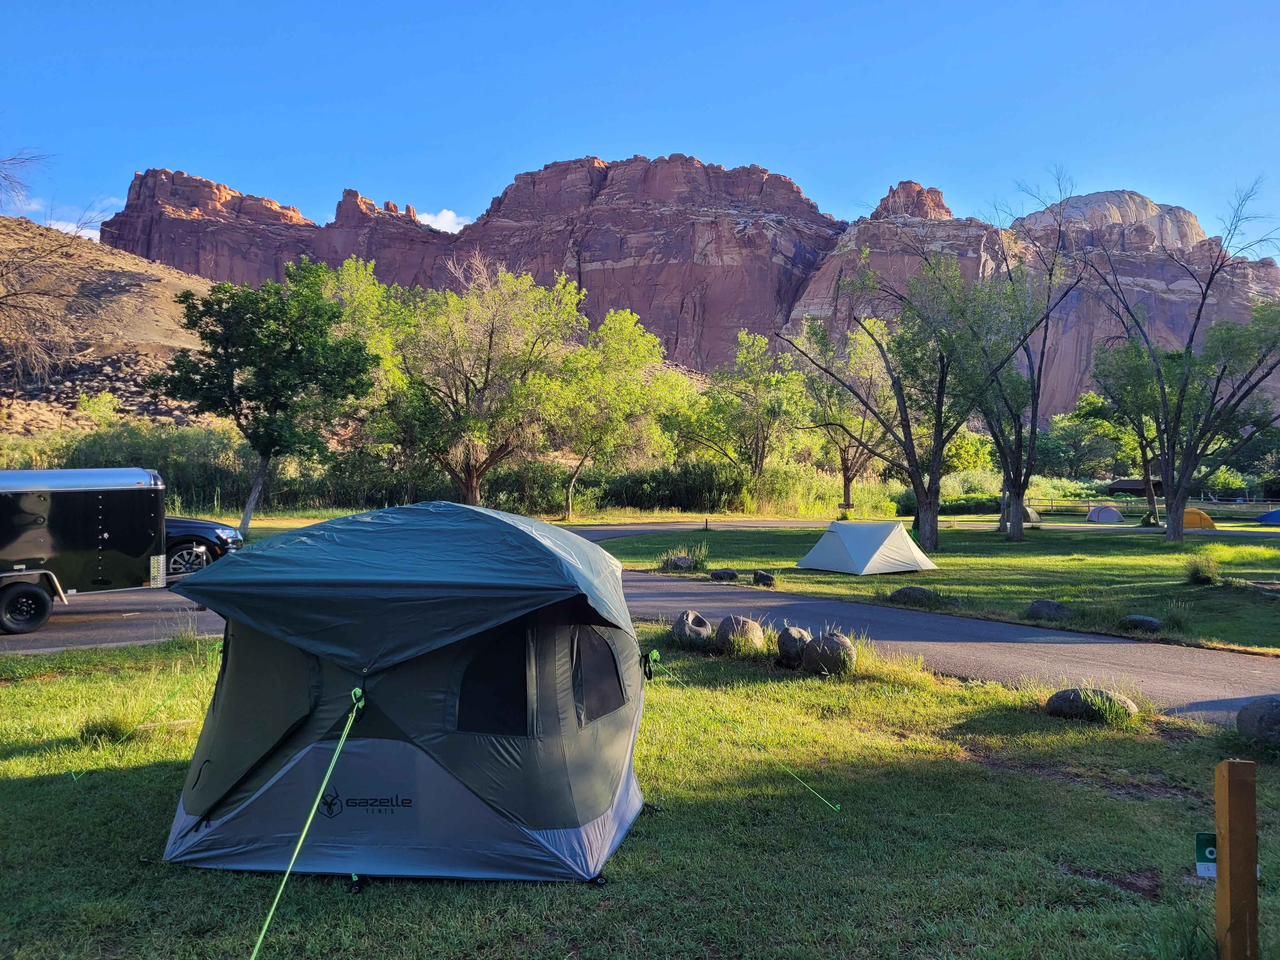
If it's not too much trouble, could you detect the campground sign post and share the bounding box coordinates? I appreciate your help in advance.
[1213,759,1259,960]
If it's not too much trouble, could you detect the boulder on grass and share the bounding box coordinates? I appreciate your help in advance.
[714,615,765,655]
[710,568,738,582]
[753,570,776,587]
[890,586,940,607]
[1237,696,1280,744]
[1045,687,1138,723]
[802,631,856,677]
[776,626,812,669]
[672,610,714,648]
[1026,599,1075,622]
[669,555,693,572]
[1126,615,1162,632]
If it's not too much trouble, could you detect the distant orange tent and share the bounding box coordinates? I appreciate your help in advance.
[1183,507,1216,529]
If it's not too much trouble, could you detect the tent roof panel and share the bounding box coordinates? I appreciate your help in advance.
[171,503,631,673]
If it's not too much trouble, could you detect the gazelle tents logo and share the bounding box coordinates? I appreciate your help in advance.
[317,786,413,819]
[320,788,343,819]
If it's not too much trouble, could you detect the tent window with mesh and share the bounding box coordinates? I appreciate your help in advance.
[456,624,530,736]
[573,626,626,726]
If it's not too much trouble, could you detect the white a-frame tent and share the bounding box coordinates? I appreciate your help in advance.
[796,521,938,575]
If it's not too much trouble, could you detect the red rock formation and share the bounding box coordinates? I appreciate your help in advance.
[870,181,952,220]
[102,157,844,369]
[101,164,1280,412]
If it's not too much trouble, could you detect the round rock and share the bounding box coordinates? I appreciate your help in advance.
[1045,688,1138,723]
[714,615,765,654]
[1126,615,1162,632]
[1237,696,1280,743]
[1026,599,1075,621]
[752,570,776,587]
[672,610,714,648]
[802,631,857,677]
[669,555,693,572]
[890,586,940,607]
[776,626,812,669]
[709,568,739,582]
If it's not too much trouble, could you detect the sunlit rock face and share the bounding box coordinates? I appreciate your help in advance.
[102,163,1280,412]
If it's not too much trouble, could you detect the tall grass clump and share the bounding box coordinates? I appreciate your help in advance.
[1185,553,1220,585]
[656,542,709,573]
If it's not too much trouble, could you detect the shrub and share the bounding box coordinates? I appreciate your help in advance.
[1185,554,1220,585]
[1139,511,1162,528]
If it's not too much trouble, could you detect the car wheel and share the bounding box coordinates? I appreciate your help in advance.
[167,541,211,577]
[0,583,53,634]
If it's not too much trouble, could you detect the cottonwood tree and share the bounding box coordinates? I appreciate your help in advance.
[792,316,893,505]
[782,251,1063,551]
[961,177,1085,540]
[1081,339,1164,515]
[678,330,805,478]
[395,252,589,505]
[151,258,373,533]
[539,310,680,518]
[1086,181,1280,541]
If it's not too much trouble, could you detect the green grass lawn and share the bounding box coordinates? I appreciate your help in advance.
[600,528,1280,651]
[1,629,1273,958]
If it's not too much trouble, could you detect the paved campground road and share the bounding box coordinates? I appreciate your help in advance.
[3,519,1277,724]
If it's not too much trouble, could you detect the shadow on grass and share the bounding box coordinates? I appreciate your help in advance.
[0,734,82,762]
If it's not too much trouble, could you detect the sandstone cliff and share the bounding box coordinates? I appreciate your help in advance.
[99,159,1280,414]
[103,156,844,369]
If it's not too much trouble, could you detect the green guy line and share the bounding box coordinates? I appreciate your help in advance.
[71,640,223,782]
[647,650,840,813]
[250,687,365,960]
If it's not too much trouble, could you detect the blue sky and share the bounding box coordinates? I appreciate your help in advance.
[4,1,1279,243]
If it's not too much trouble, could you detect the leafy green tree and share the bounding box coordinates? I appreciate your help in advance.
[539,310,679,518]
[679,330,805,478]
[394,252,589,505]
[1072,370,1161,515]
[152,258,374,532]
[942,426,995,473]
[1036,413,1119,480]
[793,316,894,505]
[1087,183,1280,540]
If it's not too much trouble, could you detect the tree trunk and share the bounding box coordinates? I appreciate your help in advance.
[916,491,940,552]
[1164,492,1187,543]
[564,455,589,521]
[239,453,271,535]
[1141,454,1158,516]
[997,476,1009,534]
[841,450,854,507]
[1006,489,1025,542]
[463,470,481,506]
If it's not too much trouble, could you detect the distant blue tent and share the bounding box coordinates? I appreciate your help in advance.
[1257,509,1280,526]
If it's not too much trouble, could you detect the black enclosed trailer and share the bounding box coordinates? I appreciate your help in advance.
[0,468,166,633]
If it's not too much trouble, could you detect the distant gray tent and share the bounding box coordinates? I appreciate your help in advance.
[1086,504,1125,523]
[166,503,643,882]
[1001,503,1041,524]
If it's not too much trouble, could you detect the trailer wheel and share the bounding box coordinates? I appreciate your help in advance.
[167,541,211,577]
[0,583,53,634]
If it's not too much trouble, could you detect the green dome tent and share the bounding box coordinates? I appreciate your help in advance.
[165,503,644,882]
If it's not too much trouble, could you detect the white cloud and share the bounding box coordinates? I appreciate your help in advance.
[46,220,100,242]
[417,208,471,233]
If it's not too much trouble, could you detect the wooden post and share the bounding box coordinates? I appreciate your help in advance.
[1215,759,1259,960]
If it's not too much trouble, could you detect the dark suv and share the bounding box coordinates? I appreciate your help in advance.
[165,517,244,577]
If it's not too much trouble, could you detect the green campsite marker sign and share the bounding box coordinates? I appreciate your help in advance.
[1197,832,1218,878]
[1195,832,1259,880]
